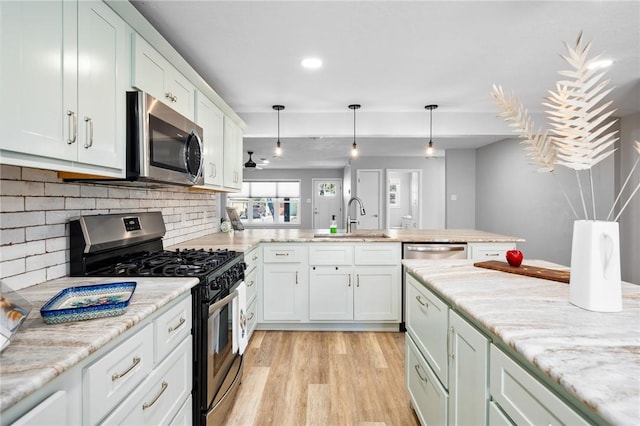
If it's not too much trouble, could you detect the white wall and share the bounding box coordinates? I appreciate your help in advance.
[445,149,476,229]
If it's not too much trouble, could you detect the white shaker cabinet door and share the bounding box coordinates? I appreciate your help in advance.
[195,92,225,188]
[0,1,77,161]
[309,266,353,320]
[76,0,127,169]
[354,266,400,321]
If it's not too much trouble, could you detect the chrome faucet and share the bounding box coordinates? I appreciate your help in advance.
[346,196,366,233]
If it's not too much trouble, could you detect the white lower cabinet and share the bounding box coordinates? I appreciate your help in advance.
[262,244,308,322]
[100,336,192,425]
[488,401,513,426]
[309,266,353,320]
[244,245,261,338]
[10,391,68,426]
[489,345,589,426]
[170,395,193,426]
[353,266,399,321]
[406,335,448,426]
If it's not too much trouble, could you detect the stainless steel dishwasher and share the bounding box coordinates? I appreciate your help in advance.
[400,243,467,330]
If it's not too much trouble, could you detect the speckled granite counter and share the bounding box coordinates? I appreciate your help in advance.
[403,259,640,425]
[169,228,523,251]
[0,276,198,412]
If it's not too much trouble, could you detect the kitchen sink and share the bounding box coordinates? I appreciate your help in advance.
[313,232,391,239]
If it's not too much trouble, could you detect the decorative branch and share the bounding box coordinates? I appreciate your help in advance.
[491,85,579,219]
[610,141,640,221]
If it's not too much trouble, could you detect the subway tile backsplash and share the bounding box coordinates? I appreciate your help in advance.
[0,165,220,290]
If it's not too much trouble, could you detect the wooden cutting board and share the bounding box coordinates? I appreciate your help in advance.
[473,260,570,284]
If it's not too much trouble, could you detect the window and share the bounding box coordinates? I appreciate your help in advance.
[227,181,301,226]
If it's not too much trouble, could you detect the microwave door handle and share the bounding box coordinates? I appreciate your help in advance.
[208,290,238,316]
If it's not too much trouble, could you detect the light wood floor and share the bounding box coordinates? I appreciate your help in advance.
[225,330,420,426]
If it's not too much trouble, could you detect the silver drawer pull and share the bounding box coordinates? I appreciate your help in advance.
[168,317,186,333]
[275,252,289,256]
[252,255,258,261]
[142,381,168,410]
[112,356,141,381]
[485,253,500,257]
[415,295,428,307]
[247,279,255,287]
[247,312,255,321]
[414,364,428,383]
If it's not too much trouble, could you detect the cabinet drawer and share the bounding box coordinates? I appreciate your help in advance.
[354,243,400,265]
[245,246,261,272]
[169,395,193,426]
[405,273,449,387]
[489,400,514,425]
[100,336,192,426]
[468,243,515,260]
[84,324,154,425]
[245,267,258,303]
[406,335,448,426]
[489,345,589,426]
[309,244,353,265]
[263,244,307,263]
[154,296,192,363]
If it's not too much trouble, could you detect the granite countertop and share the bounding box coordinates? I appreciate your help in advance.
[0,276,198,412]
[169,228,523,251]
[403,259,640,425]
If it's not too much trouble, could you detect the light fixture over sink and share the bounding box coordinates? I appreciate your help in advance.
[425,104,438,157]
[273,105,285,156]
[349,104,361,158]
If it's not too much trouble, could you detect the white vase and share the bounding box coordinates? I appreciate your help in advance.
[569,220,622,312]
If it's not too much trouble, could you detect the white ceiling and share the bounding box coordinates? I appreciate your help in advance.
[131,0,640,169]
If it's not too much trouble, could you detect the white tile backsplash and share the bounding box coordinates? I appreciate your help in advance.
[0,165,220,290]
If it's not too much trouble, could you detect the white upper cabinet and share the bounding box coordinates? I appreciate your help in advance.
[223,117,243,191]
[132,33,195,121]
[195,91,225,188]
[0,1,127,176]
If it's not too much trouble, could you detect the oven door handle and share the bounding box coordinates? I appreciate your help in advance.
[208,290,238,315]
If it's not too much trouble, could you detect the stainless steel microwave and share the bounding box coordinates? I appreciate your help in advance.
[126,91,204,186]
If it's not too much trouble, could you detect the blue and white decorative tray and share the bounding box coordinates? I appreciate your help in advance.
[40,282,136,324]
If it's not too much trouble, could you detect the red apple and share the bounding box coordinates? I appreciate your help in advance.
[506,249,523,267]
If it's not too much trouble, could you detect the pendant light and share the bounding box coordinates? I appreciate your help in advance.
[349,104,361,158]
[273,105,285,156]
[424,104,438,157]
[244,151,256,168]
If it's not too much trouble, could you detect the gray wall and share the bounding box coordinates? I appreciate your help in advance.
[348,156,446,229]
[475,137,616,274]
[618,112,640,284]
[445,149,476,229]
[240,168,343,229]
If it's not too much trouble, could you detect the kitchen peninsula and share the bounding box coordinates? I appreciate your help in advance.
[403,259,640,426]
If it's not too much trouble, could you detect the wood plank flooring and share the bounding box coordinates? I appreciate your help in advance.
[225,331,420,426]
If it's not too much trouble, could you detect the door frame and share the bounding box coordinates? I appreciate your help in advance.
[385,169,422,229]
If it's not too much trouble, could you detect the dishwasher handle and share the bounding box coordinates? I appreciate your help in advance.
[405,245,465,253]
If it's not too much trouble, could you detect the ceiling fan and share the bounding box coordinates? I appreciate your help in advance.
[244,151,264,170]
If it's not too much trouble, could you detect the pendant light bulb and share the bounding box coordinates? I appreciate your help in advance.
[273,105,285,156]
[424,104,438,158]
[349,104,361,159]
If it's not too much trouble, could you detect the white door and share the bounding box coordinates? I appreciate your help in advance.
[312,179,342,229]
[386,169,422,229]
[356,169,382,229]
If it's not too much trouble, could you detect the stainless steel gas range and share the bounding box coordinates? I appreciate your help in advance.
[69,211,246,425]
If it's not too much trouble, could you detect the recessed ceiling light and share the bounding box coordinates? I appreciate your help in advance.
[301,57,322,69]
[588,59,613,70]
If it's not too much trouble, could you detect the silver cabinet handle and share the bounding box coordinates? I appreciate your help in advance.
[252,255,258,261]
[348,274,351,287]
[484,252,500,257]
[415,295,428,307]
[142,381,168,410]
[275,252,289,256]
[356,274,360,287]
[168,317,186,333]
[66,110,77,144]
[295,270,299,284]
[414,364,428,383]
[165,92,177,102]
[212,163,217,178]
[448,326,455,361]
[247,312,255,321]
[247,279,255,287]
[84,116,93,148]
[112,356,141,381]
[406,245,465,252]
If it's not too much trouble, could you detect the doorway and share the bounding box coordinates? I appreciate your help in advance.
[356,169,382,229]
[312,179,342,229]
[386,169,422,229]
